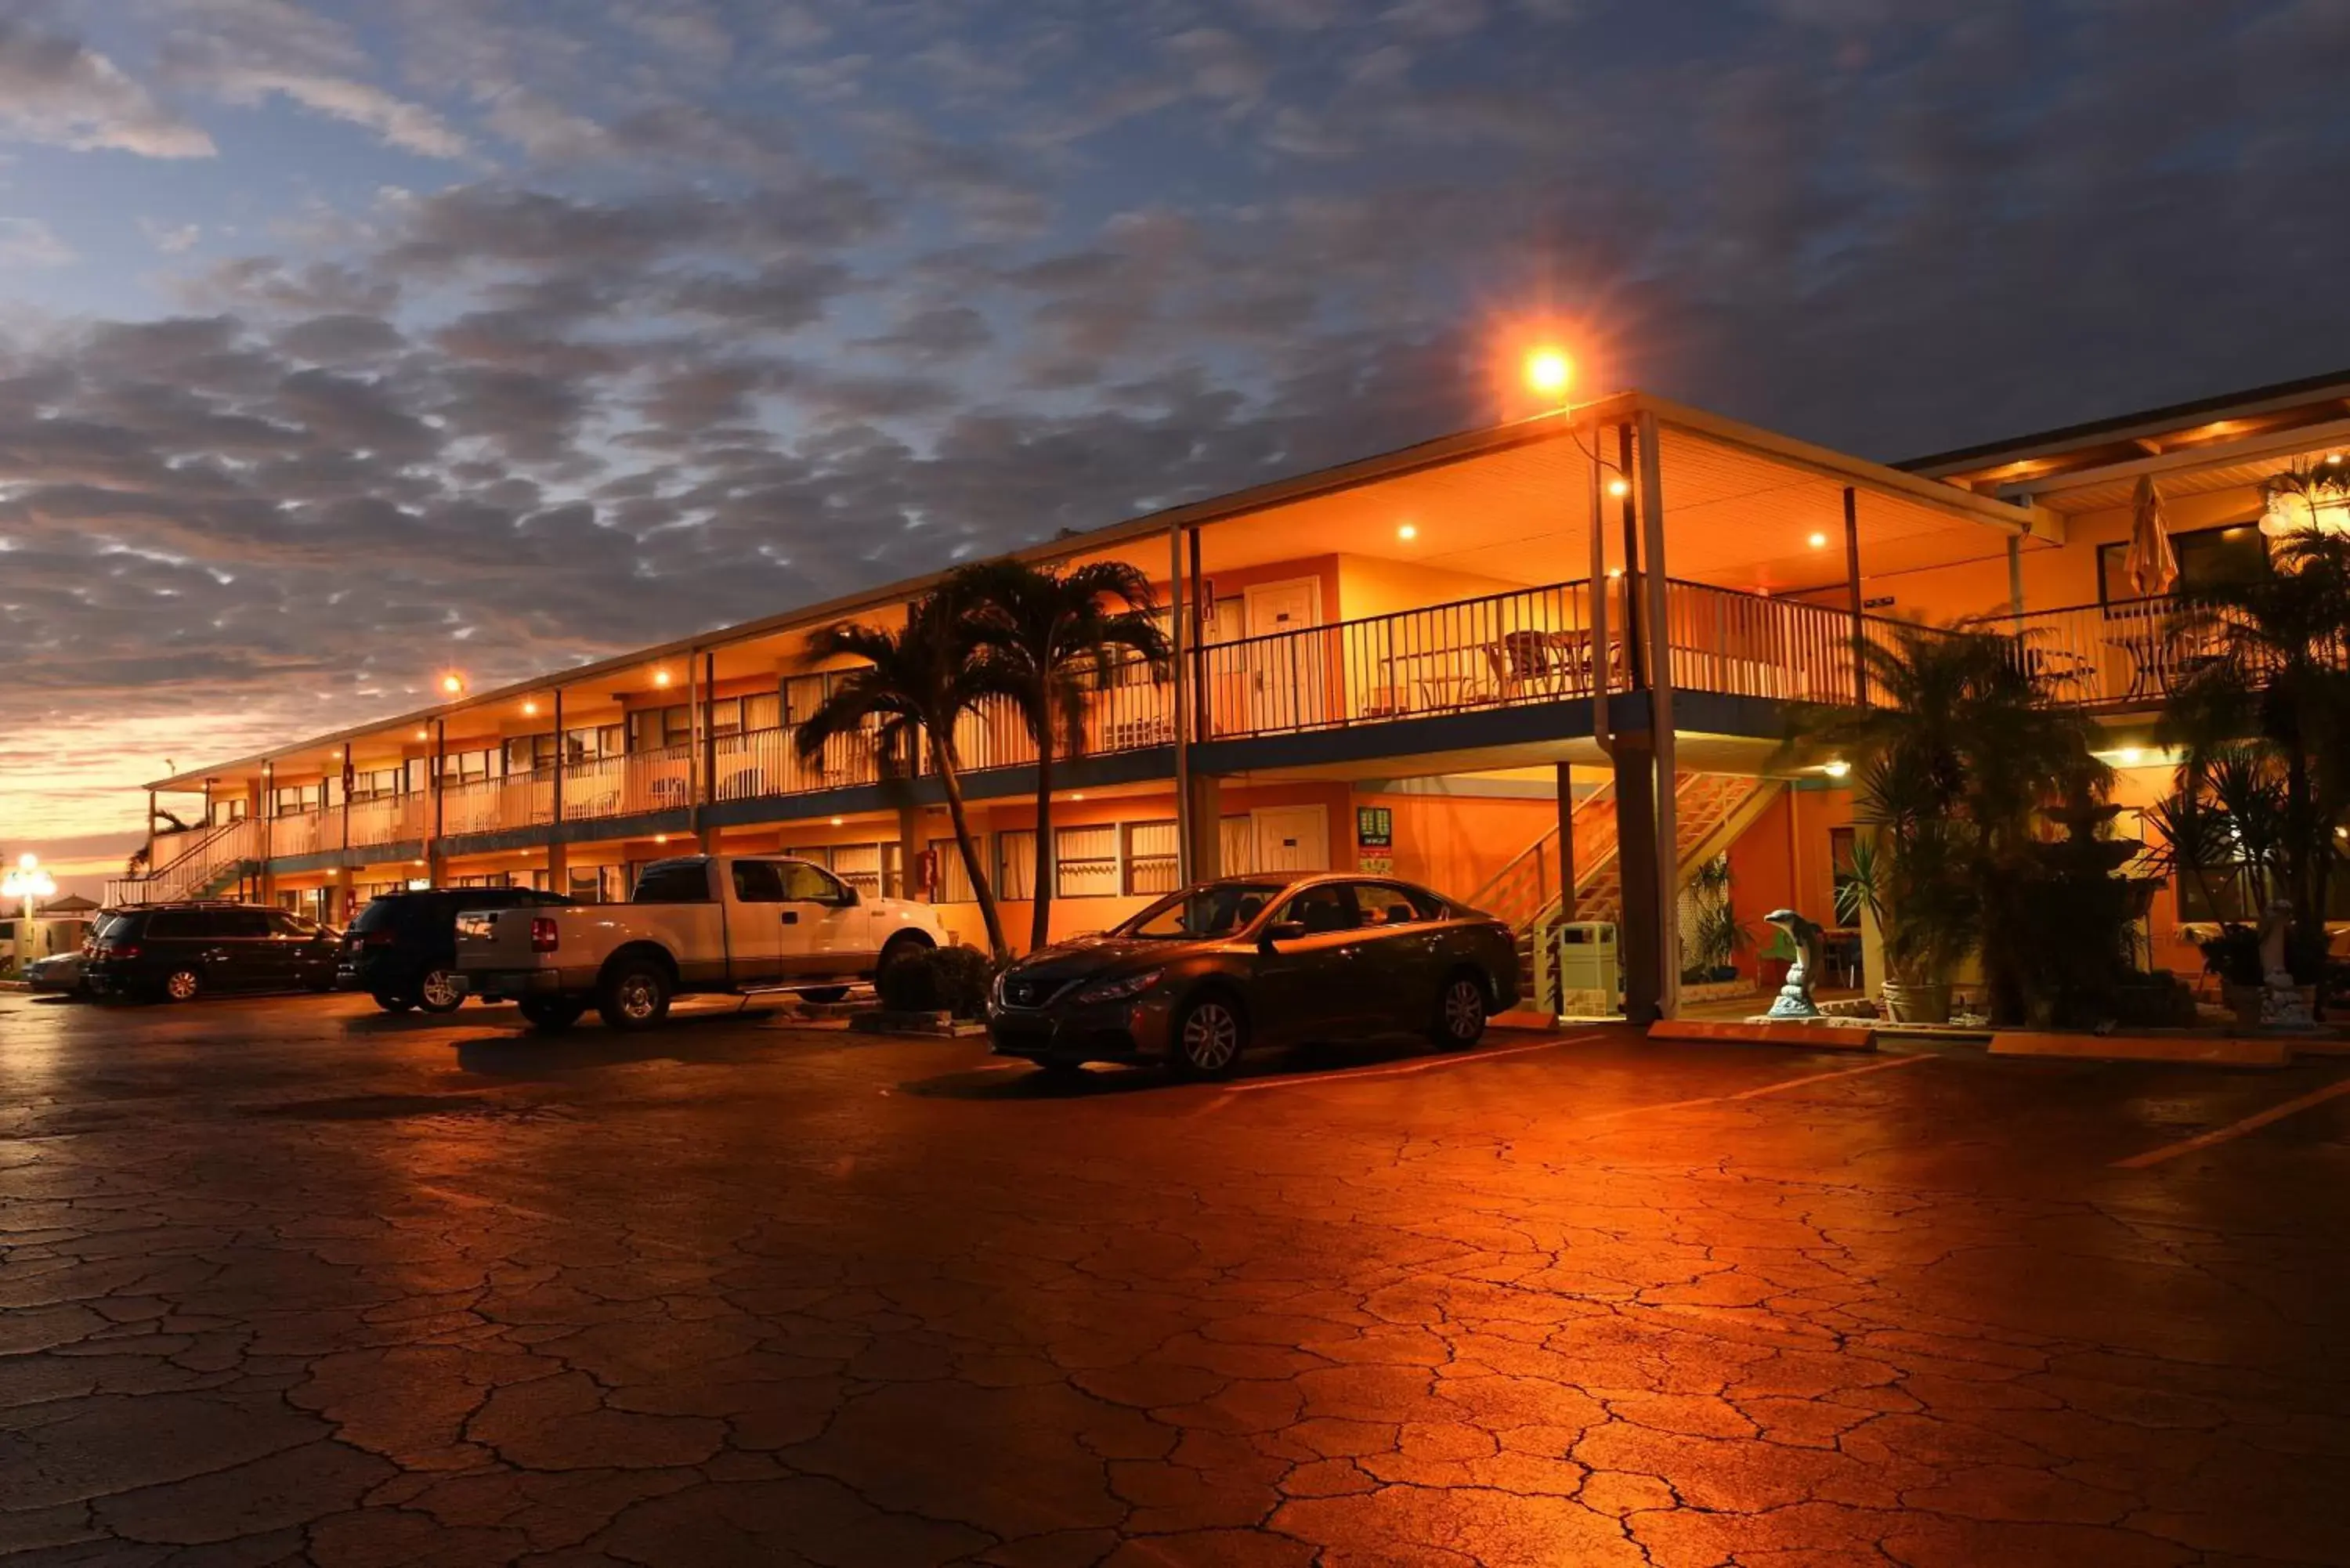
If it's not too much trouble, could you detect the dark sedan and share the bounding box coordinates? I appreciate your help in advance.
[988,873,1520,1078]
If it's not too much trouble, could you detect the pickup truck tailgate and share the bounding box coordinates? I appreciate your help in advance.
[455,906,548,971]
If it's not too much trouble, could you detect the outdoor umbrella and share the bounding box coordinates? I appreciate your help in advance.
[2124,474,2178,596]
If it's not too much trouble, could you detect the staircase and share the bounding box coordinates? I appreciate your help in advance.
[1472,773,1784,1014]
[105,819,259,907]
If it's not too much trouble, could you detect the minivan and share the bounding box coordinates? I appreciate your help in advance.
[84,903,341,1003]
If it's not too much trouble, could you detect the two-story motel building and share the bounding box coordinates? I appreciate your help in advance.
[119,374,2350,1017]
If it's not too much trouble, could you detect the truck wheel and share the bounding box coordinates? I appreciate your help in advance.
[519,996,586,1032]
[878,933,931,973]
[598,960,672,1031]
[798,986,850,1005]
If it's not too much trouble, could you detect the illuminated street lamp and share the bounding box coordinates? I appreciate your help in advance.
[3,852,57,977]
[1524,347,1573,401]
[439,672,467,697]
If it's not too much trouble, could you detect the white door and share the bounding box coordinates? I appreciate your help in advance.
[1251,805,1329,875]
[1243,579,1325,732]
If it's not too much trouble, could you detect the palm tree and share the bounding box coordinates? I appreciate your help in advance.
[1795,622,2108,1021]
[794,591,1010,961]
[954,559,1173,952]
[2160,525,2350,975]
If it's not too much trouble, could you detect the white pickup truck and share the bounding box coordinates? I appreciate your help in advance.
[456,854,953,1032]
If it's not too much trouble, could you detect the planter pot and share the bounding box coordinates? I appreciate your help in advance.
[1881,981,1952,1025]
[2224,983,2265,1031]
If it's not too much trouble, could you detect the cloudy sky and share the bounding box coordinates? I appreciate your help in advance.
[3,0,2348,849]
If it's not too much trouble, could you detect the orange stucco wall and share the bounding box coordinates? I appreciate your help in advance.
[1725,786,1855,978]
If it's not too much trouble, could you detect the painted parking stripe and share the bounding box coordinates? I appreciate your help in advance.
[1573,1050,1936,1122]
[1222,1032,1608,1092]
[2113,1074,2350,1169]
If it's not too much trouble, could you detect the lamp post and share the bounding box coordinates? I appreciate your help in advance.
[4,853,57,977]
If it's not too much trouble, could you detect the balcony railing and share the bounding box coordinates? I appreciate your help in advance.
[229,583,2215,869]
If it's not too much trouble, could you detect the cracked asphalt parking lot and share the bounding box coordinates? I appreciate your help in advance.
[5,989,2350,1567]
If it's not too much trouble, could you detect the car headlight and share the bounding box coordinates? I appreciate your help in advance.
[1075,969,1163,1004]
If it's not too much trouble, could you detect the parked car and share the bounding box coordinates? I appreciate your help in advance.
[83,903,341,1003]
[987,873,1521,1078]
[26,950,87,996]
[457,854,952,1032]
[341,887,571,1013]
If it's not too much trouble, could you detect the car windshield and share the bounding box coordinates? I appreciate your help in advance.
[1120,882,1290,940]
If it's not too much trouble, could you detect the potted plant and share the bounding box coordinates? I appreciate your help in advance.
[1685,858,1751,985]
[1835,829,1973,1024]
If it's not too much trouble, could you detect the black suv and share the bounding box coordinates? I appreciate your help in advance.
[341,887,570,1013]
[85,903,340,1003]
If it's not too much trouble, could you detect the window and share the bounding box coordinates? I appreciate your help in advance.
[146,910,196,939]
[1277,883,1359,934]
[1829,828,1859,925]
[1123,821,1180,896]
[631,860,713,903]
[568,865,627,904]
[927,838,977,902]
[565,724,626,764]
[2098,522,2268,608]
[349,768,403,803]
[1220,816,1255,876]
[504,734,556,775]
[743,692,782,732]
[272,783,323,817]
[732,861,785,903]
[1123,881,1286,939]
[629,705,692,753]
[837,846,888,893]
[440,747,497,784]
[1348,883,1434,926]
[997,830,1037,901]
[1057,824,1119,898]
[779,862,850,903]
[269,910,319,938]
[222,909,273,939]
[214,797,248,823]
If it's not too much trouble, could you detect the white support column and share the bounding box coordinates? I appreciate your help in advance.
[1636,408,1679,1020]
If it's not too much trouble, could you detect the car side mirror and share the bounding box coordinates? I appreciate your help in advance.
[1260,920,1306,948]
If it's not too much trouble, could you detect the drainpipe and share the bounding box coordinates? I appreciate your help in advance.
[1171,521,1193,885]
[1843,486,1867,706]
[1637,408,1679,1021]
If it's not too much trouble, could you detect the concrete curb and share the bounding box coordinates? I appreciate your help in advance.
[1647,1020,1878,1051]
[1988,1031,2291,1068]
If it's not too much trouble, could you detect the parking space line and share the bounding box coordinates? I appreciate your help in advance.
[1222,1032,1607,1093]
[1577,1050,1934,1122]
[2113,1074,2350,1169]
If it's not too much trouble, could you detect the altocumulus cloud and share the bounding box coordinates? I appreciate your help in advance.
[3,0,2350,840]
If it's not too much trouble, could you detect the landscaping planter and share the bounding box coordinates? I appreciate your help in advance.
[1881,981,1951,1025]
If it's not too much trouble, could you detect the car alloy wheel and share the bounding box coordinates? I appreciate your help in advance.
[418,969,465,1013]
[164,969,201,1003]
[1440,976,1487,1046]
[1180,1000,1242,1075]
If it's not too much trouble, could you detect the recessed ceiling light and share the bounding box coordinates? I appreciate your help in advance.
[1823,759,1851,779]
[1397,523,1417,540]
[653,669,672,688]
[1808,532,1828,549]
[522,699,538,717]
[830,816,844,826]
[1607,478,1630,498]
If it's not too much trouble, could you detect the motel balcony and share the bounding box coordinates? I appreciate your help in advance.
[125,577,2207,893]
